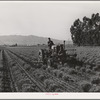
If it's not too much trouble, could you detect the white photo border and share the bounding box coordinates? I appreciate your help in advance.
[0,0,100,99]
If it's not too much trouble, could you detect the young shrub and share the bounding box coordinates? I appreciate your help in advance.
[46,67,52,73]
[97,72,100,76]
[49,83,59,92]
[89,85,100,92]
[22,63,25,66]
[0,72,3,78]
[42,65,47,70]
[63,63,69,67]
[19,59,25,66]
[52,70,58,77]
[68,69,77,75]
[18,79,31,85]
[93,67,97,71]
[86,65,91,69]
[24,64,31,71]
[57,64,63,69]
[22,84,32,92]
[60,67,65,71]
[61,67,69,73]
[39,74,46,81]
[36,63,42,68]
[75,66,80,71]
[52,63,58,69]
[77,71,82,76]
[55,88,64,92]
[17,79,31,90]
[34,72,41,78]
[93,65,100,71]
[86,68,92,73]
[44,79,54,88]
[62,74,72,82]
[79,81,92,92]
[29,68,35,75]
[22,84,39,92]
[57,71,64,78]
[91,76,100,85]
[11,62,16,66]
[80,67,86,73]
[43,79,49,87]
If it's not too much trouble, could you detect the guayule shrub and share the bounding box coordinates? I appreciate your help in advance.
[63,63,69,67]
[46,67,52,73]
[75,66,80,71]
[68,69,77,75]
[38,74,46,81]
[44,79,54,88]
[11,62,16,66]
[22,84,32,92]
[91,76,100,85]
[86,65,91,69]
[18,79,31,86]
[35,63,42,68]
[86,68,92,73]
[60,67,69,73]
[42,65,47,70]
[52,70,59,77]
[89,85,100,92]
[80,67,86,72]
[24,64,31,71]
[62,74,72,82]
[57,64,63,69]
[29,68,35,74]
[57,71,64,78]
[79,81,92,92]
[60,67,65,71]
[52,63,58,69]
[55,88,64,92]
[93,65,100,71]
[49,83,59,91]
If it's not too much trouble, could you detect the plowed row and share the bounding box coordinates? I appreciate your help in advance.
[5,49,82,92]
[0,46,100,92]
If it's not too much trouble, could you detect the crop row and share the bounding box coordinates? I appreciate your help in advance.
[5,50,68,92]
[7,46,100,92]
[0,50,4,91]
[4,50,46,92]
[7,49,83,92]
[76,47,100,66]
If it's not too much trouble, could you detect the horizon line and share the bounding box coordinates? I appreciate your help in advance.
[0,34,72,41]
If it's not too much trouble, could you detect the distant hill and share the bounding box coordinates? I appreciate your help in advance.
[0,35,73,45]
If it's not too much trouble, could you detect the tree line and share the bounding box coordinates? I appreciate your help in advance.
[70,13,100,46]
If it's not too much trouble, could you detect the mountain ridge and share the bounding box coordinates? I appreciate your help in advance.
[0,35,73,45]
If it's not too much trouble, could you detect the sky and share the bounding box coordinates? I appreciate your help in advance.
[0,1,100,41]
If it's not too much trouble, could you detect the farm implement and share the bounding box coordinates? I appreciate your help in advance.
[38,43,77,68]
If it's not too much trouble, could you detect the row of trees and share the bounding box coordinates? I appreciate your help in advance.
[70,13,100,46]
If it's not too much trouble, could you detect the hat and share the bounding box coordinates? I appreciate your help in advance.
[48,38,50,39]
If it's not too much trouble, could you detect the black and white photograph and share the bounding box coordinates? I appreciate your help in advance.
[0,1,100,94]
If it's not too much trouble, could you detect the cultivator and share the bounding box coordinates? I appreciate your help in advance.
[38,44,77,68]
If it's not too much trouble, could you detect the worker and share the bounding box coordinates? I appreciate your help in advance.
[63,40,65,50]
[58,44,66,65]
[56,44,60,54]
[48,38,54,50]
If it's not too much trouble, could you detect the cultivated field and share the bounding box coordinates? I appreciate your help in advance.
[0,45,100,92]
